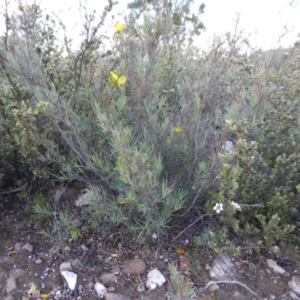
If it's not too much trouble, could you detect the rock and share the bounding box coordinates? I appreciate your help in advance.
[179,255,191,271]
[13,243,27,255]
[122,258,146,276]
[290,291,300,300]
[233,291,241,298]
[4,296,14,300]
[267,259,288,276]
[35,259,42,264]
[60,262,72,273]
[100,273,117,284]
[22,243,33,252]
[61,271,77,290]
[6,276,16,292]
[9,269,26,279]
[210,254,238,280]
[289,276,300,295]
[95,282,107,297]
[111,266,121,275]
[21,296,30,300]
[146,269,166,290]
[87,282,94,290]
[71,258,81,268]
[104,293,131,300]
[137,284,145,292]
[205,264,211,270]
[208,283,219,293]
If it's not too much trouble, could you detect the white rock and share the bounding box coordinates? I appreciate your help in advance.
[222,141,235,152]
[289,276,300,295]
[267,259,288,276]
[146,269,166,290]
[61,271,77,290]
[94,282,107,297]
[290,291,300,300]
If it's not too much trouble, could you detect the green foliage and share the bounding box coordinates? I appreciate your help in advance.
[168,263,196,300]
[1,0,300,253]
[206,58,300,249]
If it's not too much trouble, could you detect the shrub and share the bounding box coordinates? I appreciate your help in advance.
[2,0,300,251]
[205,44,300,251]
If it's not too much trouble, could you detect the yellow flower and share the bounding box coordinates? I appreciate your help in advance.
[113,22,125,33]
[174,126,182,134]
[108,71,126,86]
[176,248,185,255]
[146,162,152,170]
[119,200,127,205]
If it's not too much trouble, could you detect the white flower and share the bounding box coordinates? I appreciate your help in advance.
[213,203,224,214]
[231,201,242,212]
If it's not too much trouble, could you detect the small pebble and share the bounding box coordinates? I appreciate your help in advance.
[35,259,42,264]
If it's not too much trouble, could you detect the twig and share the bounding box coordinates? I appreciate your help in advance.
[203,280,261,299]
[0,183,28,195]
[173,213,208,241]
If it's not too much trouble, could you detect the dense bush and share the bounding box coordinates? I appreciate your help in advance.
[1,0,300,251]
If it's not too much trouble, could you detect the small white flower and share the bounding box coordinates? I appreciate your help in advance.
[213,203,223,214]
[230,201,242,212]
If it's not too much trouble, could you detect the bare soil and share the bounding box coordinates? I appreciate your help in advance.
[0,188,299,300]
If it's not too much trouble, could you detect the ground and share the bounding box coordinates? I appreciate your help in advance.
[0,186,299,300]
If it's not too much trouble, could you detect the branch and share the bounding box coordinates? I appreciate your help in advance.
[203,280,260,298]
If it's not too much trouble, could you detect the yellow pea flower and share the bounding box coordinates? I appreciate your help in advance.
[113,22,125,33]
[174,126,182,134]
[176,248,185,255]
[108,71,126,86]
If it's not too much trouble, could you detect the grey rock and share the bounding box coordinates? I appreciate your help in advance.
[6,276,16,292]
[210,254,238,280]
[13,243,27,255]
[105,293,131,300]
[267,259,289,276]
[100,272,117,284]
[289,276,300,295]
[9,268,26,279]
[59,261,72,273]
[122,258,146,276]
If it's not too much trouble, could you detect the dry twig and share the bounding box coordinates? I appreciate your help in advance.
[203,280,261,299]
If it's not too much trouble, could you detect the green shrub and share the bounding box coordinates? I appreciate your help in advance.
[205,47,300,251]
[2,0,300,251]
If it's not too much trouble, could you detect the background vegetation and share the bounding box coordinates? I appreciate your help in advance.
[1,0,300,255]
